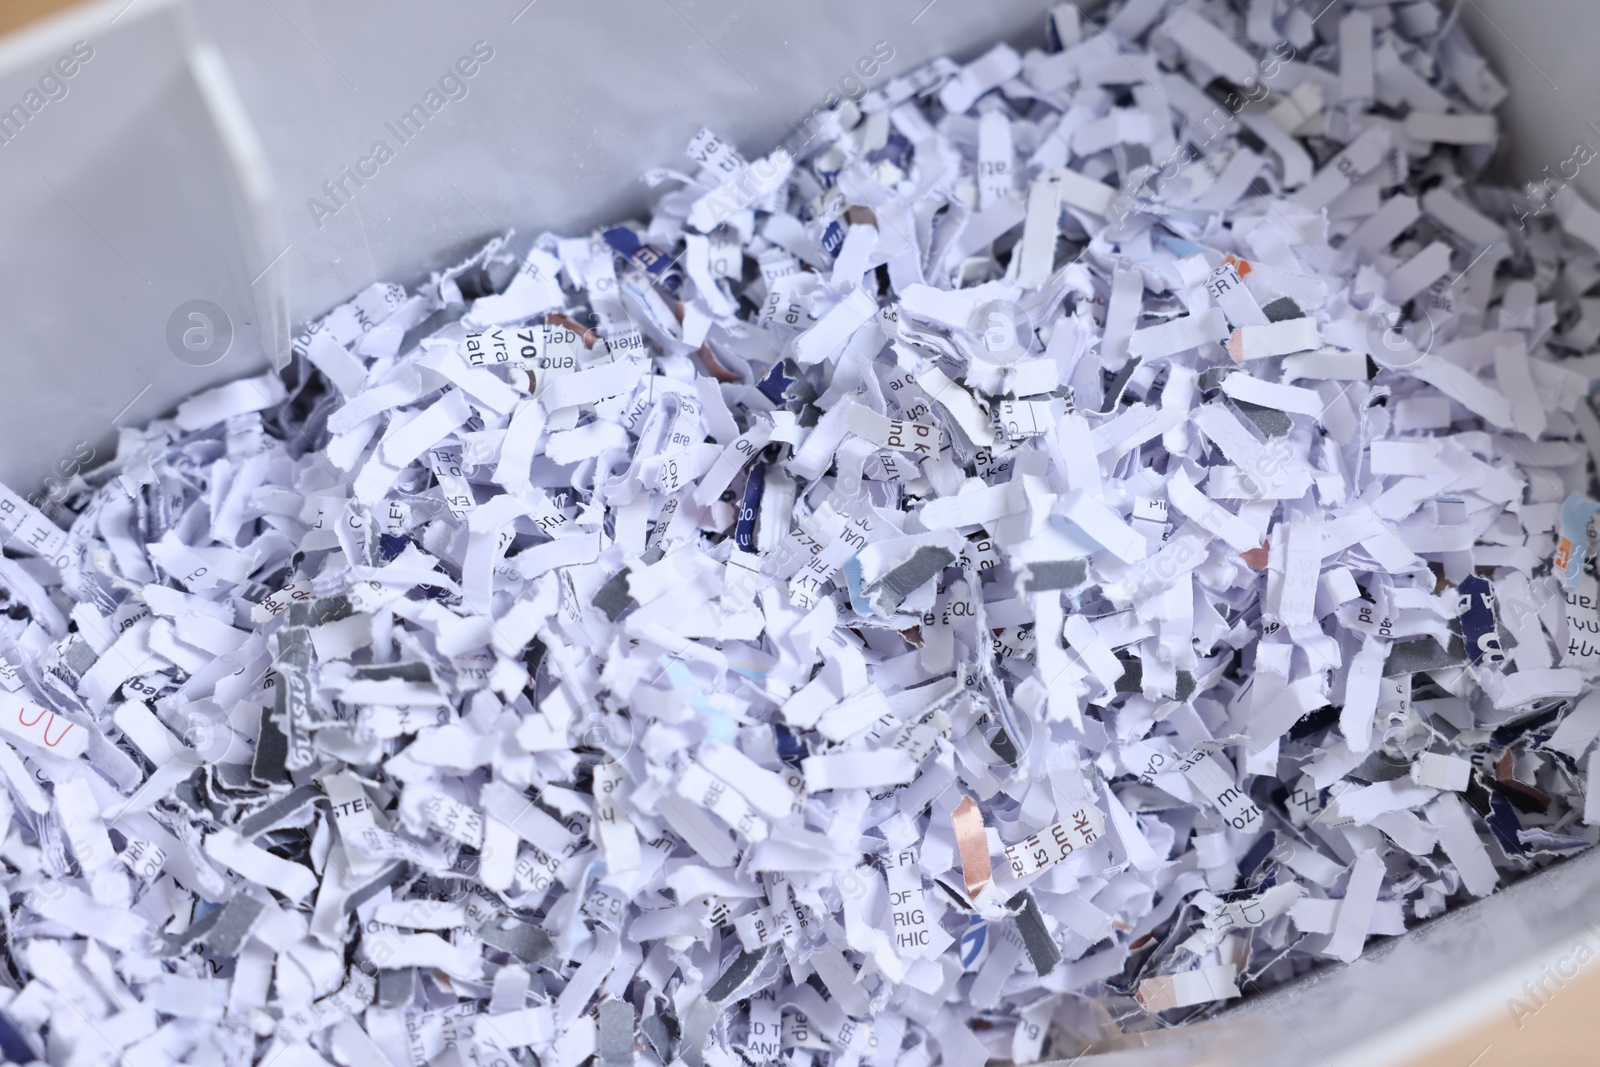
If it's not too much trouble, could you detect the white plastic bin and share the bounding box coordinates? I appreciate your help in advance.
[0,1,1592,1064]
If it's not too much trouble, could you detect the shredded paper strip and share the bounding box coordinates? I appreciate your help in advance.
[4,1,1600,1063]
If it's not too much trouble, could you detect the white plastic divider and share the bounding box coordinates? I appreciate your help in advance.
[1048,847,1600,1065]
[0,0,271,492]
[185,37,290,370]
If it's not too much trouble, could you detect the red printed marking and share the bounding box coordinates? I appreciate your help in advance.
[41,716,73,749]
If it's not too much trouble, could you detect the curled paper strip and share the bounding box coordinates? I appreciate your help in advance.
[951,796,993,901]
[1136,965,1243,1012]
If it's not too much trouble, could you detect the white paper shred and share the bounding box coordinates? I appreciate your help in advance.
[4,3,1600,1064]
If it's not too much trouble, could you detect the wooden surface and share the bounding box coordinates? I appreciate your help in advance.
[0,0,93,37]
[1406,964,1600,1067]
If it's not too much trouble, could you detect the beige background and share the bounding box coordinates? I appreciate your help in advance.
[6,1,1600,1066]
[1409,976,1599,1067]
[0,0,85,37]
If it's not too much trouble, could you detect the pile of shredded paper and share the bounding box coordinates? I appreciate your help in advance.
[11,1,1600,1064]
